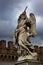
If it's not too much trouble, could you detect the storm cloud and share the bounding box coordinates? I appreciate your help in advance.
[0,0,43,46]
[30,0,43,16]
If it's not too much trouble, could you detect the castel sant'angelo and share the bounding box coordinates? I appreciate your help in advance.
[0,40,43,62]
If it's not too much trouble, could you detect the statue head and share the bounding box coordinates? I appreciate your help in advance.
[18,11,26,22]
[29,13,35,17]
[29,13,36,21]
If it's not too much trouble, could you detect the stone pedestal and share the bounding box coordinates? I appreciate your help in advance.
[15,60,43,65]
[18,52,37,61]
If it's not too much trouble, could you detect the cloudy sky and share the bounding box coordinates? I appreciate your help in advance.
[0,0,43,46]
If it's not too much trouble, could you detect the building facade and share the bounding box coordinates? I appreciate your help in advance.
[0,40,43,62]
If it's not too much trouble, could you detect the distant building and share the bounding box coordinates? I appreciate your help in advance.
[34,45,43,61]
[0,40,18,62]
[0,40,43,62]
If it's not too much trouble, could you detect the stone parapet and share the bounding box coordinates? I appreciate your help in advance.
[0,40,43,62]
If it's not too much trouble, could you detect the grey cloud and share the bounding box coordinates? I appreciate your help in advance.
[0,20,17,37]
[0,0,15,20]
[36,17,43,39]
[0,0,30,38]
[31,35,42,46]
[30,0,43,16]
[0,0,30,22]
[0,0,43,46]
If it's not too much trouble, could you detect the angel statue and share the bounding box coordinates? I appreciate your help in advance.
[13,6,37,61]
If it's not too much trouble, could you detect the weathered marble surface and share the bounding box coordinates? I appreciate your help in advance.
[18,53,37,61]
[15,60,43,65]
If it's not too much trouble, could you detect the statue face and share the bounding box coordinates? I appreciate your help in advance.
[18,11,26,21]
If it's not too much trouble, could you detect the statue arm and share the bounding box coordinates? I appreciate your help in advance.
[16,25,26,32]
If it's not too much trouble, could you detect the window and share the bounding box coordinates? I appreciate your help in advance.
[5,55,7,58]
[1,55,3,58]
[8,55,11,58]
[12,56,14,60]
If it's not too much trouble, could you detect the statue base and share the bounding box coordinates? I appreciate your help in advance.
[15,60,43,65]
[18,52,37,61]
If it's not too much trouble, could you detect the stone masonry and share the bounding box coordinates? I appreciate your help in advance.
[0,40,43,62]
